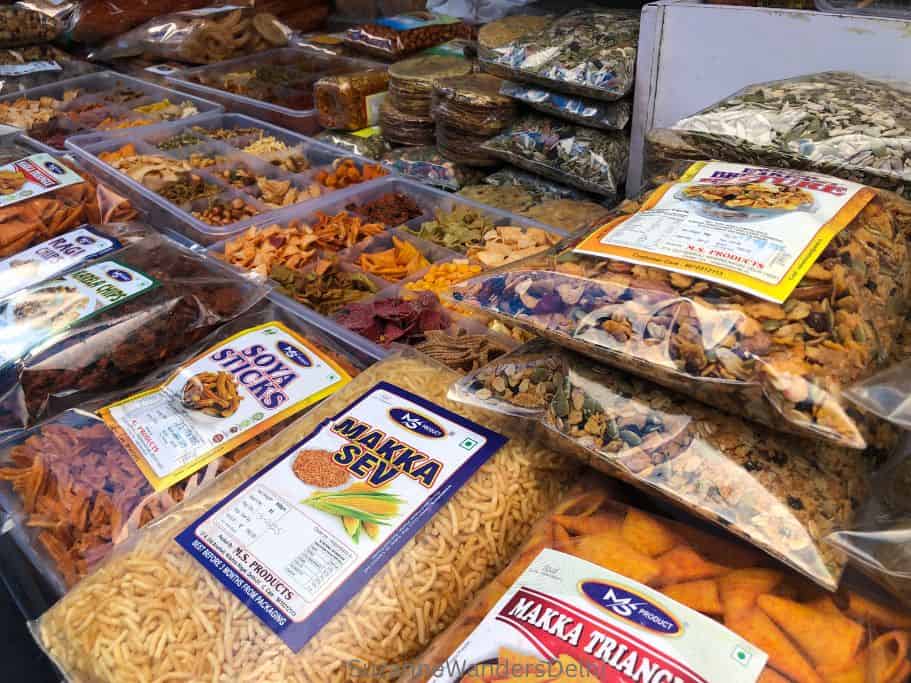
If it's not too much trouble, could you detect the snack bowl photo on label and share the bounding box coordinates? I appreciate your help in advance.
[673,183,817,223]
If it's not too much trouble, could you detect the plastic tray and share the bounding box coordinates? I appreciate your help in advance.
[167,48,383,135]
[0,70,223,154]
[814,0,911,17]
[206,176,568,350]
[65,112,390,246]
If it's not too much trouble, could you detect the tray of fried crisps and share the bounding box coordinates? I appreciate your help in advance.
[447,161,911,450]
[450,339,868,590]
[401,479,911,683]
[32,350,578,683]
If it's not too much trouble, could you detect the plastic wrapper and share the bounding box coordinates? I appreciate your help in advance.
[518,198,613,233]
[479,8,639,102]
[0,301,368,593]
[482,114,629,198]
[0,6,60,48]
[668,72,911,198]
[344,11,471,60]
[0,139,137,257]
[501,80,632,131]
[388,54,471,116]
[315,127,392,159]
[294,32,361,58]
[379,98,436,146]
[827,437,911,606]
[482,166,590,201]
[448,163,911,450]
[88,6,293,65]
[315,68,389,131]
[0,233,268,432]
[476,14,552,49]
[0,46,98,97]
[382,145,485,190]
[404,479,911,683]
[34,351,578,682]
[845,359,911,430]
[452,340,867,589]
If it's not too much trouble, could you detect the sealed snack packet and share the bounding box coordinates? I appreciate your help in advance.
[449,161,911,449]
[88,6,292,65]
[0,233,267,431]
[500,81,633,131]
[315,127,393,160]
[828,439,911,606]
[34,351,577,682]
[0,301,369,593]
[315,69,390,131]
[668,72,911,197]
[0,139,137,257]
[0,6,61,48]
[479,9,639,102]
[382,145,486,191]
[482,114,629,199]
[0,46,98,96]
[344,12,471,60]
[0,221,151,301]
[402,480,911,683]
[452,340,867,590]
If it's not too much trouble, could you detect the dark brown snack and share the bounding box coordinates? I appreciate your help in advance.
[315,70,389,131]
[415,328,513,372]
[0,6,61,48]
[4,235,265,429]
[379,98,435,146]
[347,192,423,226]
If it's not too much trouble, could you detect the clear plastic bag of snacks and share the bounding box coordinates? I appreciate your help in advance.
[315,69,389,131]
[668,72,911,198]
[451,340,868,589]
[479,8,639,102]
[0,301,368,593]
[500,80,632,131]
[343,11,470,60]
[32,351,578,682]
[447,161,911,450]
[403,478,911,683]
[381,145,485,190]
[481,113,629,198]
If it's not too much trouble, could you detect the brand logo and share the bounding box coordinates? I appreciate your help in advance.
[106,268,133,282]
[277,340,312,368]
[43,160,66,176]
[75,235,96,246]
[389,408,445,438]
[581,581,681,636]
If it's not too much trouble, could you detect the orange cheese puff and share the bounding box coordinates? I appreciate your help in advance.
[758,594,864,670]
[656,545,729,585]
[663,579,723,616]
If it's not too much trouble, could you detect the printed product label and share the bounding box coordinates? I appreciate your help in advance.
[99,322,353,491]
[176,381,507,651]
[0,61,62,76]
[427,548,767,683]
[0,154,84,208]
[574,162,876,303]
[144,64,179,75]
[377,12,460,29]
[0,226,121,300]
[0,260,157,366]
[364,92,387,126]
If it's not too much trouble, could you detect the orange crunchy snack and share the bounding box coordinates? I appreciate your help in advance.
[315,158,386,190]
[311,210,385,251]
[408,484,911,683]
[359,235,430,281]
[222,223,320,277]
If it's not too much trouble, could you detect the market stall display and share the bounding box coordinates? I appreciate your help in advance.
[168,48,380,134]
[314,127,392,160]
[0,71,221,153]
[476,14,552,50]
[664,72,911,197]
[0,137,138,257]
[448,161,911,450]
[34,351,577,682]
[65,113,387,245]
[501,81,633,131]
[0,232,267,431]
[0,46,99,97]
[0,6,61,48]
[382,145,485,190]
[387,54,470,117]
[452,340,866,589]
[0,301,369,593]
[404,480,911,683]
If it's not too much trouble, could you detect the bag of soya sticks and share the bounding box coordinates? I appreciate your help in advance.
[33,350,578,683]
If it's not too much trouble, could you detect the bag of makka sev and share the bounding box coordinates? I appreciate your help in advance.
[401,479,911,683]
[448,161,911,450]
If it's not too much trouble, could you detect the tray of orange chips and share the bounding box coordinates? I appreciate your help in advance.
[402,479,911,683]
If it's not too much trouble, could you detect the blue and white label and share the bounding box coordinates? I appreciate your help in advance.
[580,580,682,636]
[0,259,157,366]
[176,381,507,652]
[0,226,121,300]
[376,12,459,30]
